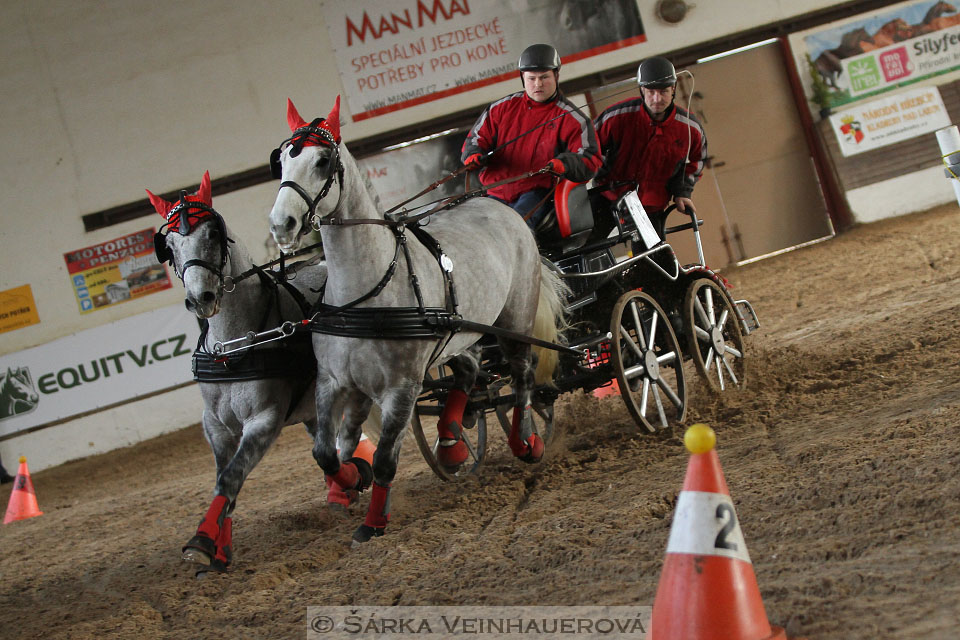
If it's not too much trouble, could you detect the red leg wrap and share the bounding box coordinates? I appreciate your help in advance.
[363,482,392,529]
[329,462,359,491]
[508,406,531,458]
[214,517,233,567]
[325,475,354,507]
[437,389,468,439]
[437,389,469,467]
[196,495,230,541]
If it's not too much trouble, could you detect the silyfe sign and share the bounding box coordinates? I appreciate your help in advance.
[321,0,645,121]
[0,305,200,438]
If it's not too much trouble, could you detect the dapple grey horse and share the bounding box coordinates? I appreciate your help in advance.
[268,98,567,543]
[149,172,373,573]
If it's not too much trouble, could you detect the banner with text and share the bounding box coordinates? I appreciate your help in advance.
[0,285,40,334]
[804,0,960,108]
[0,305,200,438]
[320,0,644,121]
[829,85,950,156]
[63,228,172,314]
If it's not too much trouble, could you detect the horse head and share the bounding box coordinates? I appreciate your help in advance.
[2,367,38,409]
[147,171,230,318]
[268,97,345,252]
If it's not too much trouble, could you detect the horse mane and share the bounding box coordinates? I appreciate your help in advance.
[341,143,383,214]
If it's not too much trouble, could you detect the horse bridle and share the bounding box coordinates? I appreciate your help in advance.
[154,193,231,286]
[271,119,346,235]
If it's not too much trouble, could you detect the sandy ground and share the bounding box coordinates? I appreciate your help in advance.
[2,203,960,639]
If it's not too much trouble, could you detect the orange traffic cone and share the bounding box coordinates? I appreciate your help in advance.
[4,456,43,524]
[593,379,621,399]
[649,424,789,640]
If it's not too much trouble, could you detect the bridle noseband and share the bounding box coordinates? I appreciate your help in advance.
[274,119,346,235]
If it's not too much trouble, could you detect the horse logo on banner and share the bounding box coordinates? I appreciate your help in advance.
[0,366,39,421]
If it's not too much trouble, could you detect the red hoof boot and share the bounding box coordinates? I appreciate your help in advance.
[208,517,233,573]
[352,483,391,545]
[325,476,359,511]
[508,407,544,463]
[183,495,230,566]
[437,430,469,469]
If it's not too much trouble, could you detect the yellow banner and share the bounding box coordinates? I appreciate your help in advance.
[0,284,40,334]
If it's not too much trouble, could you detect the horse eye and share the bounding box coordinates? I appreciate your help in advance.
[315,155,330,170]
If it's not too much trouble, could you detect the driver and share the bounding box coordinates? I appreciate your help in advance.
[461,43,601,229]
[592,56,707,240]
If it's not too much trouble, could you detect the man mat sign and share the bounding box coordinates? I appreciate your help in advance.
[321,0,645,121]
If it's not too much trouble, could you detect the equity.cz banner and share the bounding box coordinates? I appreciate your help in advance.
[0,305,200,438]
[321,0,645,122]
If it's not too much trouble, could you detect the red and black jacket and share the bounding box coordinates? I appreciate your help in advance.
[593,99,707,211]
[462,90,601,203]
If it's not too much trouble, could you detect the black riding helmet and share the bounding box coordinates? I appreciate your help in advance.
[637,56,677,89]
[518,44,561,71]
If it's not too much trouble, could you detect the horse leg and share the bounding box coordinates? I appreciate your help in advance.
[327,393,374,510]
[313,378,373,509]
[353,382,419,544]
[436,350,480,469]
[500,338,544,463]
[183,407,285,572]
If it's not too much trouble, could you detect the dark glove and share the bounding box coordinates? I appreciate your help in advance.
[464,153,485,169]
[543,158,565,175]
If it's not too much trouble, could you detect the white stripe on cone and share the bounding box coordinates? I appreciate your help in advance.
[665,491,752,564]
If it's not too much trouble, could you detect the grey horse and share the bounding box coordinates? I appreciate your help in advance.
[267,98,568,543]
[149,172,373,572]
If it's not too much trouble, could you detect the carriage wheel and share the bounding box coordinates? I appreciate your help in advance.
[683,278,746,393]
[410,364,487,482]
[610,290,687,433]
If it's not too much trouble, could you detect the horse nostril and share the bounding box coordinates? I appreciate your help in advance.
[184,299,195,312]
[201,291,217,305]
[284,217,296,232]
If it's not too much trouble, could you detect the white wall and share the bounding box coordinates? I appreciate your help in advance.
[0,0,856,472]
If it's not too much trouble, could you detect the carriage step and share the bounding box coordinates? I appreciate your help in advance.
[734,299,760,335]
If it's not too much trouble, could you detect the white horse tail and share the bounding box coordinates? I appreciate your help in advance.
[533,260,571,384]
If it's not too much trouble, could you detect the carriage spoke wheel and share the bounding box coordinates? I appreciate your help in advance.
[410,364,487,482]
[610,290,687,433]
[683,278,746,393]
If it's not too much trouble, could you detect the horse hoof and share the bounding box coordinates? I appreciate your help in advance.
[348,456,374,491]
[437,438,468,468]
[517,434,544,464]
[351,524,385,546]
[182,547,213,567]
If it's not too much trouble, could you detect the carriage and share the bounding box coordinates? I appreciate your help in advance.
[410,179,760,481]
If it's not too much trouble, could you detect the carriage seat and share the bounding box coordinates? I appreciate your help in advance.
[534,179,594,256]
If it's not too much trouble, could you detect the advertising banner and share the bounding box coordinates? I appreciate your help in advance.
[829,85,950,156]
[805,0,960,108]
[63,228,171,314]
[321,0,644,121]
[0,305,200,438]
[0,285,40,334]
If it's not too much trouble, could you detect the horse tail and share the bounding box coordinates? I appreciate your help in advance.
[532,260,571,385]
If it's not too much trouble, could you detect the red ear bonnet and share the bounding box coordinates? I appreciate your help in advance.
[146,170,214,230]
[285,96,341,146]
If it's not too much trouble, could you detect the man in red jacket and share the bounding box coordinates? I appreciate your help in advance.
[461,44,601,229]
[592,56,707,240]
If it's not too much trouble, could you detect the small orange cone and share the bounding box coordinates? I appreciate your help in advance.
[593,379,621,399]
[4,456,43,524]
[353,433,375,465]
[649,424,789,640]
